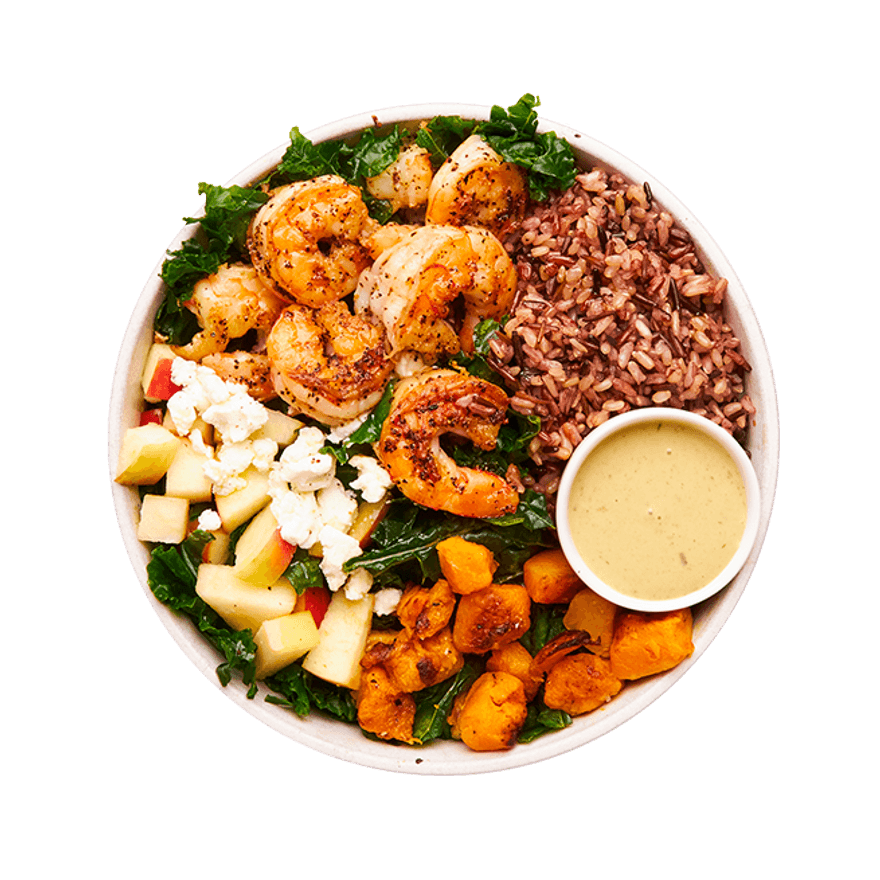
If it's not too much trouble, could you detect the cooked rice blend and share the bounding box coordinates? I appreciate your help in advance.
[488,167,755,499]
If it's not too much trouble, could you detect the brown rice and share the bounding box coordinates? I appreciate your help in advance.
[491,167,755,498]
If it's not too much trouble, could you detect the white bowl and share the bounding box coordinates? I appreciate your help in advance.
[109,102,779,775]
[556,407,762,613]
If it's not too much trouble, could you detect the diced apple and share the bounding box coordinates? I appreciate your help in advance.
[294,585,332,627]
[139,409,163,426]
[301,592,375,689]
[214,467,270,532]
[252,410,303,447]
[142,343,182,403]
[164,438,214,502]
[195,563,297,632]
[115,423,181,485]
[163,410,213,445]
[253,612,320,679]
[201,529,230,564]
[233,505,296,586]
[137,494,189,544]
[348,496,391,548]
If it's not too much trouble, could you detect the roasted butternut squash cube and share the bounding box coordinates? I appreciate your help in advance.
[449,671,527,752]
[609,608,694,681]
[523,548,584,604]
[486,641,542,701]
[357,667,417,744]
[543,653,622,715]
[452,584,531,655]
[563,587,619,657]
[395,579,456,639]
[385,627,464,693]
[436,536,498,594]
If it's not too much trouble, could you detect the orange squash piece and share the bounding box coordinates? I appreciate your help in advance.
[543,653,623,715]
[563,587,618,657]
[448,671,527,751]
[356,667,418,744]
[609,608,695,680]
[523,548,584,604]
[452,584,531,655]
[436,536,498,594]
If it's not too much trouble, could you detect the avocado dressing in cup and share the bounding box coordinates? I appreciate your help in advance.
[556,408,761,613]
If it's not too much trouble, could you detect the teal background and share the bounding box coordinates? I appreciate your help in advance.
[6,3,874,877]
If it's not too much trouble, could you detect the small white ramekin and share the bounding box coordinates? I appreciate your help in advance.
[556,407,762,613]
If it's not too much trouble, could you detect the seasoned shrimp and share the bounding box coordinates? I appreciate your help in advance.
[266,300,393,425]
[376,368,520,518]
[364,144,434,215]
[247,174,373,308]
[425,134,528,237]
[171,262,286,361]
[354,224,517,360]
[201,351,275,402]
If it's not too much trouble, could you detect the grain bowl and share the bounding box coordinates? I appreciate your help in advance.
[109,100,779,775]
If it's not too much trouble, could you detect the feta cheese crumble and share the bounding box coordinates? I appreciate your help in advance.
[196,509,222,532]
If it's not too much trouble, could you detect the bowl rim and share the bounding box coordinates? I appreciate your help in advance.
[108,100,780,775]
[556,407,762,613]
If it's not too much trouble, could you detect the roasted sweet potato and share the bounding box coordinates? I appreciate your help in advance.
[452,583,531,654]
[357,667,418,744]
[436,536,498,594]
[448,671,527,751]
[385,626,464,693]
[486,641,543,700]
[523,548,584,604]
[543,653,622,715]
[396,578,456,639]
[609,607,695,680]
[563,587,619,657]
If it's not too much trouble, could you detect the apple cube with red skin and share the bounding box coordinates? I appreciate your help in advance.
[215,467,270,532]
[115,423,181,485]
[201,530,231,564]
[301,592,375,689]
[253,612,320,679]
[164,439,214,502]
[142,343,183,403]
[137,494,189,544]
[295,585,332,628]
[140,409,163,426]
[348,496,391,548]
[233,505,295,586]
[195,563,297,632]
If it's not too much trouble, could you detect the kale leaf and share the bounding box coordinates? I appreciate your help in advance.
[412,660,482,745]
[147,531,258,696]
[416,94,577,201]
[155,183,269,343]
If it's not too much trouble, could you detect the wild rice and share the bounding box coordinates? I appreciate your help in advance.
[492,166,755,497]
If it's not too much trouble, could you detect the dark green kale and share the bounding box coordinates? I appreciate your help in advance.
[155,183,269,343]
[416,94,577,201]
[147,531,258,696]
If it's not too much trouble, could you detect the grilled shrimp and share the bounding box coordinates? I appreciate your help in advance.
[247,174,373,308]
[201,351,276,402]
[376,368,520,518]
[365,144,433,215]
[425,134,528,237]
[171,262,287,361]
[354,223,517,360]
[266,299,393,425]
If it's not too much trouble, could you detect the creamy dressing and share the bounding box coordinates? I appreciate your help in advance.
[567,420,747,601]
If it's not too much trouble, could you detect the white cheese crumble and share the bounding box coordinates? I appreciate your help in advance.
[373,587,402,616]
[317,526,363,592]
[196,509,222,532]
[343,567,373,601]
[349,454,393,503]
